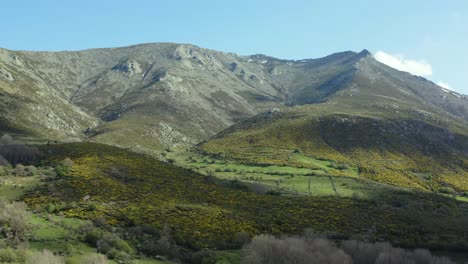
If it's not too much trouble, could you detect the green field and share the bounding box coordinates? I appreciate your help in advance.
[167,150,409,199]
[0,175,41,200]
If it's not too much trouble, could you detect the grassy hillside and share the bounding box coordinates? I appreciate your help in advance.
[199,104,468,193]
[21,142,468,255]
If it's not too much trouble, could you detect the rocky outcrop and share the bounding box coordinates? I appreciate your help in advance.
[0,66,14,81]
[112,60,142,76]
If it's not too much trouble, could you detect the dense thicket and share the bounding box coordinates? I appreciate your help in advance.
[0,135,41,165]
[241,232,455,264]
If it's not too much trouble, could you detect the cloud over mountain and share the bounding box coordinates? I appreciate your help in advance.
[375,51,433,77]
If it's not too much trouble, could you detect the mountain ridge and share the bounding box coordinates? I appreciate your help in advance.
[0,43,467,155]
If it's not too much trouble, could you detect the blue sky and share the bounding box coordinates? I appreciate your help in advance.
[1,0,467,94]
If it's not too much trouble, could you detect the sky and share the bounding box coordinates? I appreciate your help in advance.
[1,0,467,94]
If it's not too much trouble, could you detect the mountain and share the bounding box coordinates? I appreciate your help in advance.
[1,43,466,155]
[2,43,468,262]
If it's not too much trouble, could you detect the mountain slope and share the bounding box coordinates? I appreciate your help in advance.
[0,43,467,154]
[24,142,468,251]
[199,102,468,192]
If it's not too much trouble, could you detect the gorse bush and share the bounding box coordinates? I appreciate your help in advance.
[242,233,455,264]
[54,158,74,177]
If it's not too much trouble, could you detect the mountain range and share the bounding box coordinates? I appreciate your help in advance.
[1,43,466,155]
[1,43,468,263]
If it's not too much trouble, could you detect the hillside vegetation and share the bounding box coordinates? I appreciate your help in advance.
[200,104,468,193]
[21,143,468,254]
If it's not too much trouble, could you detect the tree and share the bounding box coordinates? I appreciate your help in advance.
[0,154,8,166]
[0,197,34,245]
[242,234,351,264]
[0,135,42,165]
[242,233,455,264]
[26,250,64,264]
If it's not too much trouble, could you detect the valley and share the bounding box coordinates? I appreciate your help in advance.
[0,43,467,263]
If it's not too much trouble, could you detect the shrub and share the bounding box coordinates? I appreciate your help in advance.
[79,253,109,264]
[26,250,64,264]
[46,203,56,213]
[97,234,134,259]
[54,158,75,177]
[250,182,268,195]
[242,234,351,264]
[191,249,215,264]
[0,248,26,263]
[439,187,455,194]
[24,165,38,176]
[14,164,26,176]
[84,228,104,245]
[0,197,34,245]
[0,155,9,166]
[232,231,251,247]
[0,164,9,176]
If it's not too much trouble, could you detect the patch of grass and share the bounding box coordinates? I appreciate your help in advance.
[0,175,41,201]
[205,250,241,264]
[29,240,95,253]
[167,151,392,199]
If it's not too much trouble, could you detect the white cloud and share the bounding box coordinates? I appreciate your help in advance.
[374,51,433,77]
[436,81,453,91]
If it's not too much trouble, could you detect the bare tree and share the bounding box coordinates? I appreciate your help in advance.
[0,197,33,245]
[242,234,455,264]
[26,250,64,264]
[0,135,42,165]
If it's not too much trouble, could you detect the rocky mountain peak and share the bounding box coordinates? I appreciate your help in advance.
[357,49,372,58]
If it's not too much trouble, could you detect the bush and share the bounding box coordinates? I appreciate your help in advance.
[55,165,69,177]
[439,187,455,194]
[45,203,56,213]
[0,197,34,245]
[14,164,26,176]
[250,183,268,195]
[54,158,75,177]
[0,164,9,176]
[84,228,104,245]
[24,165,38,176]
[97,233,134,259]
[79,253,109,264]
[232,231,251,247]
[27,250,64,264]
[0,248,26,263]
[0,155,9,166]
